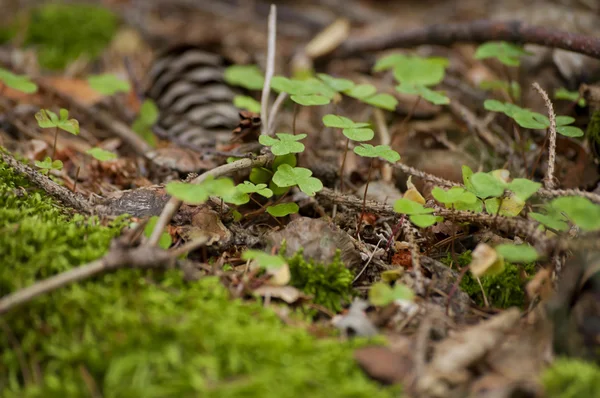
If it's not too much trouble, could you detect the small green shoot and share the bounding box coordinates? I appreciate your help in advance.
[353,144,400,162]
[259,133,307,156]
[87,74,131,96]
[224,181,273,205]
[132,99,159,146]
[431,186,481,211]
[322,114,374,141]
[266,202,299,217]
[393,198,441,228]
[85,147,117,162]
[233,95,261,113]
[224,65,265,90]
[144,216,171,250]
[554,87,586,107]
[369,282,414,306]
[272,164,323,196]
[474,41,531,66]
[0,67,38,93]
[34,156,63,175]
[35,108,80,135]
[166,177,235,205]
[495,244,538,263]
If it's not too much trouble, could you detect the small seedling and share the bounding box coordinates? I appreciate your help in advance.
[554,88,586,107]
[143,216,171,250]
[393,198,442,228]
[233,95,261,113]
[272,164,323,197]
[34,156,63,175]
[166,176,236,205]
[35,108,80,159]
[474,41,531,67]
[224,181,273,205]
[224,65,265,90]
[369,281,414,306]
[85,147,117,161]
[432,186,481,211]
[266,202,299,217]
[132,99,159,146]
[0,67,38,94]
[87,74,131,96]
[259,133,307,156]
[495,244,538,263]
[271,76,334,106]
[548,196,600,231]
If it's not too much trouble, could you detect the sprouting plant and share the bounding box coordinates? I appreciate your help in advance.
[142,216,171,249]
[369,281,414,306]
[431,186,481,212]
[554,87,586,107]
[474,41,531,67]
[87,74,131,96]
[484,99,584,137]
[165,176,236,205]
[224,65,265,90]
[85,147,117,161]
[35,108,80,160]
[266,202,299,217]
[374,54,450,106]
[34,156,63,175]
[259,133,307,156]
[393,198,442,228]
[0,67,38,93]
[132,99,159,146]
[233,95,261,113]
[272,164,323,197]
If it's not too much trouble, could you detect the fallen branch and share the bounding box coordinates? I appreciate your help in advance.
[340,19,600,60]
[532,82,557,190]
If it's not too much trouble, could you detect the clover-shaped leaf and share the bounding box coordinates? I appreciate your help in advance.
[393,198,441,228]
[242,250,286,270]
[249,167,273,185]
[475,41,531,67]
[344,84,377,99]
[432,186,477,206]
[373,53,408,72]
[529,211,569,231]
[393,56,447,86]
[362,93,398,111]
[470,172,506,198]
[396,83,449,105]
[507,178,541,201]
[35,109,80,135]
[224,65,265,90]
[35,156,63,175]
[237,181,273,198]
[272,164,323,196]
[266,202,299,217]
[484,195,525,217]
[343,128,374,142]
[259,133,307,156]
[354,144,400,163]
[495,244,539,263]
[549,196,600,231]
[555,88,586,107]
[513,110,550,130]
[369,282,414,306]
[166,177,235,205]
[272,154,297,170]
[317,73,355,92]
[0,67,38,94]
[271,76,335,99]
[85,147,117,161]
[322,114,370,129]
[87,74,131,96]
[290,94,330,106]
[144,216,172,250]
[233,95,261,113]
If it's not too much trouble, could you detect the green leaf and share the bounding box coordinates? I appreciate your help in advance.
[483,99,507,113]
[393,198,434,215]
[393,56,446,86]
[343,128,375,142]
[223,189,250,205]
[362,93,398,111]
[495,244,539,263]
[87,74,131,96]
[369,282,414,306]
[0,67,38,93]
[266,202,299,217]
[555,116,575,126]
[317,73,355,92]
[249,167,273,185]
[137,99,159,126]
[144,216,171,250]
[224,65,265,90]
[272,164,323,196]
[513,110,550,130]
[290,94,330,106]
[396,83,449,105]
[322,114,370,129]
[34,156,62,174]
[373,54,408,72]
[237,181,273,198]
[242,250,286,270]
[353,144,400,162]
[470,172,506,198]
[557,126,584,138]
[165,177,235,205]
[272,154,297,170]
[454,198,484,212]
[554,87,586,107]
[474,42,530,66]
[484,196,525,217]
[432,186,477,205]
[462,165,475,191]
[529,212,569,231]
[35,109,58,128]
[550,196,600,231]
[344,84,377,99]
[507,178,541,201]
[409,214,441,228]
[85,147,118,161]
[259,133,307,156]
[35,108,79,135]
[233,95,261,113]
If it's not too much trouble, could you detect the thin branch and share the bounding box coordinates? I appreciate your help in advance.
[340,19,600,60]
[260,4,277,135]
[267,92,288,136]
[394,162,459,188]
[401,217,425,294]
[148,155,272,246]
[532,82,557,189]
[538,187,600,204]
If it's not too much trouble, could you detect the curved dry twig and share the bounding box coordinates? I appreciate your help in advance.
[532,82,557,190]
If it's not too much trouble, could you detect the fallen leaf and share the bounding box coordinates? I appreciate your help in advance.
[469,243,505,277]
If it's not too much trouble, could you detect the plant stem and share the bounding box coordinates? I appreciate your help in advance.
[51,127,58,159]
[339,136,350,192]
[72,166,80,193]
[356,159,373,238]
[292,102,298,135]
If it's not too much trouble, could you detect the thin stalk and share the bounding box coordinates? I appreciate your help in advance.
[292,102,298,135]
[72,166,80,193]
[356,159,373,238]
[338,136,350,192]
[51,127,58,159]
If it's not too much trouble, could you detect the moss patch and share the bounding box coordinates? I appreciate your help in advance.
[542,358,600,398]
[0,158,396,397]
[442,251,535,308]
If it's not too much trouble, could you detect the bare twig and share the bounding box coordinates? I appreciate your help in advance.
[394,162,459,188]
[267,92,288,136]
[340,20,600,60]
[538,187,600,204]
[148,155,272,246]
[532,82,557,189]
[260,4,277,135]
[401,217,425,294]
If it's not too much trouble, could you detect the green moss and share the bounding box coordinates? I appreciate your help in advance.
[442,251,535,308]
[542,358,600,398]
[0,158,395,397]
[16,4,118,70]
[287,249,355,313]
